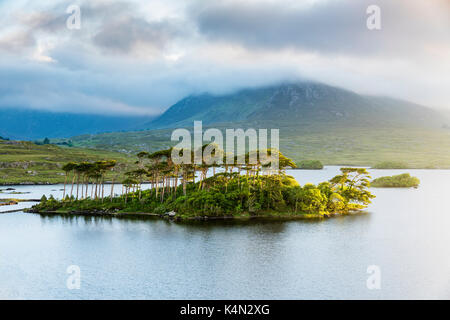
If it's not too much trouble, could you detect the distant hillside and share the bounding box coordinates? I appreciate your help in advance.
[0,140,134,185]
[441,109,450,129]
[67,123,450,168]
[65,82,450,168]
[0,109,155,140]
[147,82,443,129]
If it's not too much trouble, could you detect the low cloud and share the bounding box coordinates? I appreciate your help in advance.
[0,0,448,116]
[0,30,35,52]
[93,16,181,56]
[193,0,449,58]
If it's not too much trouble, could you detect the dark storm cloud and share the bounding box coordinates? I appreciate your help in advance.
[93,16,179,54]
[193,0,449,56]
[82,1,183,55]
[0,59,159,115]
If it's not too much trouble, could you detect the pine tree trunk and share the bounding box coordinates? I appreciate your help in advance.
[174,175,178,198]
[110,177,115,202]
[63,174,67,200]
[155,173,159,199]
[164,178,167,201]
[76,174,80,200]
[81,178,84,200]
[101,177,105,203]
[70,174,75,200]
[139,182,142,200]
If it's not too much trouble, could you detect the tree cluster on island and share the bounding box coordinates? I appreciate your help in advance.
[31,146,375,219]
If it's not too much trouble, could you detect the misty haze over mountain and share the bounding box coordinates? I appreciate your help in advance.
[1,81,447,141]
[0,0,448,119]
[147,82,445,130]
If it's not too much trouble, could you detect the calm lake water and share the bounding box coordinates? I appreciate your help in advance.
[1,167,449,299]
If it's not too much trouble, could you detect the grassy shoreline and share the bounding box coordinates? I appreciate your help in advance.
[26,207,363,221]
[0,140,135,185]
[2,138,449,186]
[66,124,450,169]
[1,167,448,186]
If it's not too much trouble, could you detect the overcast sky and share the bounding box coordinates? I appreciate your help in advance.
[0,0,449,115]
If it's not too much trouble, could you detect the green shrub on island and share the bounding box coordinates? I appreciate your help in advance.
[30,148,375,219]
[297,160,324,170]
[371,173,420,188]
[372,161,409,169]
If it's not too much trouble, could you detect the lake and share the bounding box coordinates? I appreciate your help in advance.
[1,167,449,299]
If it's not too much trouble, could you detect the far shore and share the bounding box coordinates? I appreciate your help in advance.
[0,182,157,187]
[1,167,448,187]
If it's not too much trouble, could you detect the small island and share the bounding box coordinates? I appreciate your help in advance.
[296,160,324,170]
[372,161,409,169]
[28,148,375,220]
[0,199,19,206]
[371,173,420,188]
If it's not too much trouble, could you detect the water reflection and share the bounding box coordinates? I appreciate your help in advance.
[1,167,449,299]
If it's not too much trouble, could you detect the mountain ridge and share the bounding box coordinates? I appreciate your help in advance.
[147,81,442,129]
[1,82,444,140]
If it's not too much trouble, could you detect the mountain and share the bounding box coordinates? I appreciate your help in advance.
[147,82,443,129]
[4,82,442,141]
[0,109,155,140]
[67,81,450,168]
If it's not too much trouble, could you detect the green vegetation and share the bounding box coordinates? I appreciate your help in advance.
[51,83,450,169]
[34,137,51,145]
[30,147,375,220]
[0,140,134,185]
[372,161,409,169]
[62,122,450,169]
[371,173,420,188]
[144,83,444,131]
[0,199,18,206]
[0,198,33,206]
[68,81,448,169]
[297,160,324,169]
[59,160,118,201]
